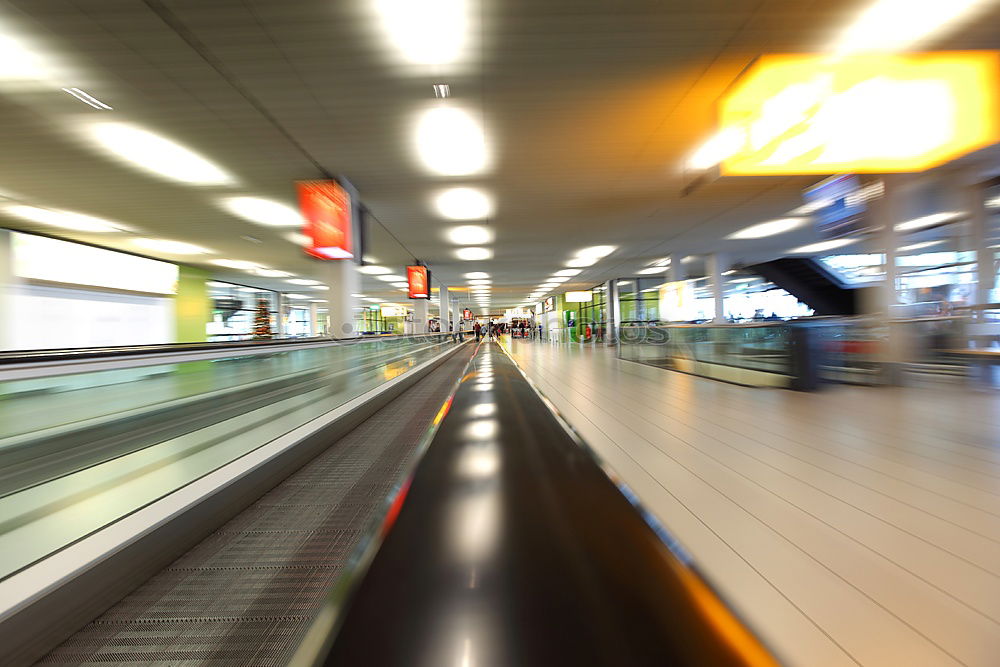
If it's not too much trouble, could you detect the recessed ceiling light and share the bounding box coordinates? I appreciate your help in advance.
[447,225,493,245]
[553,269,581,277]
[87,122,233,185]
[789,201,827,216]
[467,279,492,285]
[312,285,329,291]
[898,240,945,252]
[414,106,488,176]
[287,278,321,286]
[391,282,409,287]
[285,293,309,299]
[456,247,492,260]
[132,238,212,255]
[435,187,493,220]
[637,266,668,275]
[359,265,391,275]
[566,256,596,267]
[255,268,293,278]
[207,281,231,288]
[727,218,806,240]
[575,245,616,258]
[549,276,570,283]
[284,232,310,246]
[221,196,302,227]
[211,259,260,270]
[3,204,131,233]
[790,238,858,254]
[62,87,112,110]
[377,274,407,282]
[464,271,490,279]
[236,286,263,293]
[373,0,470,66]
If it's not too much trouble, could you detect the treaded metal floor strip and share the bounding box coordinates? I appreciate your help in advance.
[38,347,474,666]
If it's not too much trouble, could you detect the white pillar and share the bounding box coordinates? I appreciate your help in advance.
[413,297,429,333]
[309,302,320,336]
[707,253,727,323]
[438,284,449,330]
[669,253,683,284]
[452,296,462,333]
[607,279,620,345]
[967,180,994,306]
[322,261,360,338]
[0,230,14,350]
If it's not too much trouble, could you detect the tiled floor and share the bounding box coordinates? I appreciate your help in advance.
[507,339,1000,667]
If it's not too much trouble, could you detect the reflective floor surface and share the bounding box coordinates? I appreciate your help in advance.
[508,338,1000,667]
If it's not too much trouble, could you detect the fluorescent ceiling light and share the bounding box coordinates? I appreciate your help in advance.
[456,247,492,260]
[255,268,293,278]
[285,293,309,299]
[464,271,490,279]
[359,265,391,275]
[899,240,945,252]
[391,282,409,287]
[986,196,1000,209]
[790,238,858,254]
[566,256,597,267]
[311,286,329,291]
[549,276,570,283]
[727,218,806,240]
[88,123,233,186]
[4,204,131,233]
[132,238,211,255]
[374,0,470,66]
[553,269,581,277]
[62,87,112,110]
[414,106,488,176]
[687,127,745,171]
[447,225,493,245]
[211,259,259,270]
[287,278,321,285]
[221,196,302,227]
[637,267,667,275]
[576,245,616,258]
[831,0,992,56]
[435,187,493,219]
[467,279,492,285]
[895,211,963,232]
[0,27,57,83]
[237,286,262,293]
[207,281,232,288]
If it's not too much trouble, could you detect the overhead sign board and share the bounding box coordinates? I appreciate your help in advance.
[463,308,473,320]
[406,265,429,299]
[297,180,354,259]
[718,51,1000,175]
[381,306,406,317]
[543,296,555,312]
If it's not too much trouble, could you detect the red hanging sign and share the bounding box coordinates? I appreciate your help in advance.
[296,180,353,259]
[407,265,429,299]
[463,309,473,320]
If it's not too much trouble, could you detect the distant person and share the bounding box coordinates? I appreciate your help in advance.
[474,320,482,342]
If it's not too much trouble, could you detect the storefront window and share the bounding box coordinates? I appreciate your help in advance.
[578,285,608,341]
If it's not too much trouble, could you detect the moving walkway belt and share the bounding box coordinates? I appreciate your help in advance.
[294,340,780,667]
[36,346,475,666]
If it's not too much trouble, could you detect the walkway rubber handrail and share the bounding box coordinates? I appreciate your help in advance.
[0,332,466,366]
[292,340,781,666]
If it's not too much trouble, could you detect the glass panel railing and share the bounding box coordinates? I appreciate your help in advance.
[0,333,461,581]
[618,324,796,387]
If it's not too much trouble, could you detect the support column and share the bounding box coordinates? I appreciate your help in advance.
[669,253,683,284]
[413,297,429,334]
[707,253,727,323]
[451,296,462,334]
[309,302,320,336]
[438,284,449,331]
[967,180,994,307]
[871,177,907,382]
[0,230,14,350]
[606,279,619,345]
[322,260,360,338]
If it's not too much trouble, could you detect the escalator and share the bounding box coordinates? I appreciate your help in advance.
[744,257,864,316]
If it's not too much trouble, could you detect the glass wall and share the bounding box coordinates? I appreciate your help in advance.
[578,285,608,341]
[206,281,278,341]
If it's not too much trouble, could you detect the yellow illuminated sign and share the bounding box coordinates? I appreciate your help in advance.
[719,51,1000,175]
